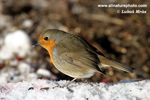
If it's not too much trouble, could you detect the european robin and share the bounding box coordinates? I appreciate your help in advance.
[34,29,134,86]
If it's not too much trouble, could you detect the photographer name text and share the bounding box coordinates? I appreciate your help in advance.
[119,10,146,14]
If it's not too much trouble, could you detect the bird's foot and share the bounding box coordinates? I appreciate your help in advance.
[53,82,74,92]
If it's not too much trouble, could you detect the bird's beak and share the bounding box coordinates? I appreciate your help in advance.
[32,42,42,47]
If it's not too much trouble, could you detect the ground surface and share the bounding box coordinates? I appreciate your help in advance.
[0,0,149,86]
[0,79,150,100]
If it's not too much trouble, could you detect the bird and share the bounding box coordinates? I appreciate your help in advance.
[33,29,134,87]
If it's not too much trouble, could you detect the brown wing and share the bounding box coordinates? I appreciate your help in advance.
[55,43,106,75]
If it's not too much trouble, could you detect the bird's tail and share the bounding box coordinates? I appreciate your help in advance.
[97,55,135,73]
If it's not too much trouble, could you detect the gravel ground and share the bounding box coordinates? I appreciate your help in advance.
[0,0,149,83]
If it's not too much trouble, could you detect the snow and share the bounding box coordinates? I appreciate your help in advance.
[0,79,150,100]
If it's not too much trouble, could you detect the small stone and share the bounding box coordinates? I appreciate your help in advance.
[142,65,149,72]
[37,68,51,77]
[22,19,33,28]
[18,62,30,74]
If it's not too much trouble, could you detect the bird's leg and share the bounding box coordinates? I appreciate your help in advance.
[51,78,77,92]
[66,78,77,87]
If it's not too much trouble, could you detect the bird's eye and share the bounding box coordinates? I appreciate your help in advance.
[44,37,48,41]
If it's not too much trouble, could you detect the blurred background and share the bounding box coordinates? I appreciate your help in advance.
[0,0,149,83]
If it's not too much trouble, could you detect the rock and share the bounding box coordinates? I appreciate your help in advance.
[18,62,30,74]
[0,30,31,60]
[37,68,51,77]
[22,19,33,28]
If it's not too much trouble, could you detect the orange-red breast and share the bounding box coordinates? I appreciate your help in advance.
[34,29,134,86]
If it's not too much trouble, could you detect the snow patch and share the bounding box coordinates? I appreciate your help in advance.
[0,80,149,100]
